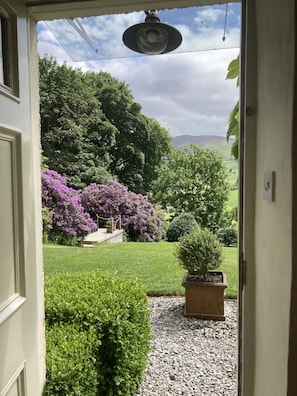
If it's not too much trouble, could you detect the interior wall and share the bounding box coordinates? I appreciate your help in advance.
[243,0,294,394]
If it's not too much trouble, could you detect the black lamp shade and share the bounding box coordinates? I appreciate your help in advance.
[123,12,182,55]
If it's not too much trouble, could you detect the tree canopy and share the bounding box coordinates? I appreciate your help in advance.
[39,56,116,189]
[84,71,172,193]
[151,145,229,232]
[39,57,172,193]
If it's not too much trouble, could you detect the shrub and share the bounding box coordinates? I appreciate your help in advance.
[175,228,223,278]
[42,169,97,244]
[81,180,163,242]
[45,324,98,395]
[166,212,199,242]
[219,207,238,229]
[45,272,151,395]
[217,227,238,247]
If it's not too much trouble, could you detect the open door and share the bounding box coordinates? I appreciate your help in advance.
[0,1,45,395]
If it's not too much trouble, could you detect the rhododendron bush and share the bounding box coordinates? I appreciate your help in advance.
[42,170,97,244]
[81,180,163,242]
[42,172,163,244]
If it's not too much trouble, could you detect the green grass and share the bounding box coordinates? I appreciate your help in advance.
[220,247,238,297]
[227,188,238,209]
[43,242,238,298]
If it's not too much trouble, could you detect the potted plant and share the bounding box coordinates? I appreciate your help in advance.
[106,219,113,233]
[176,228,227,320]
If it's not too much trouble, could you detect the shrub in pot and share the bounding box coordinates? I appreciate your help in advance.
[106,219,113,233]
[176,228,227,320]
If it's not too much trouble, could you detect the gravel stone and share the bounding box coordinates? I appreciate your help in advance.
[135,297,237,396]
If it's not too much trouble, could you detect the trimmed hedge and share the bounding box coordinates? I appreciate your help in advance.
[166,212,199,242]
[45,272,151,395]
[46,324,98,395]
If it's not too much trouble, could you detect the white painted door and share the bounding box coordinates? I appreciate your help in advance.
[0,1,45,395]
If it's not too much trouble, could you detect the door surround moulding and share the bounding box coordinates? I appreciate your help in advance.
[27,0,232,20]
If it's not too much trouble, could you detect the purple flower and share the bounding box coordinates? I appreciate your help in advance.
[42,170,97,242]
[81,180,163,242]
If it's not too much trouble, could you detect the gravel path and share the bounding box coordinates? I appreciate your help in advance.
[135,297,238,396]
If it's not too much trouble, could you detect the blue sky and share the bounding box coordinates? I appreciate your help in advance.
[37,3,241,137]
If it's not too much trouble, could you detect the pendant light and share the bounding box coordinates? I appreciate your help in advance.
[123,10,182,55]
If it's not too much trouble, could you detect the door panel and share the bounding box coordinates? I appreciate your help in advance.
[0,129,25,324]
[1,362,25,396]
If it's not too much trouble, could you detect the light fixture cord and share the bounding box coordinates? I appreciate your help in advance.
[222,3,229,41]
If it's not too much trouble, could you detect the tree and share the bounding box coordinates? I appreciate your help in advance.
[151,145,229,232]
[39,58,172,193]
[39,56,116,189]
[226,55,240,159]
[85,71,173,193]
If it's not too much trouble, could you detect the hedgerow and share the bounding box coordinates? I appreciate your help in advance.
[45,272,151,395]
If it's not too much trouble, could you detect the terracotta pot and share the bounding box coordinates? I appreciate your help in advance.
[182,270,227,321]
[106,225,113,233]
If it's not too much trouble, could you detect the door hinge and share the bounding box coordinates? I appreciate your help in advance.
[241,259,247,288]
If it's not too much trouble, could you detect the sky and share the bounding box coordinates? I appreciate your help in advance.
[37,4,241,138]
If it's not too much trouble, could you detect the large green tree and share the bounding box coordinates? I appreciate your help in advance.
[39,56,116,189]
[152,145,229,232]
[85,71,172,193]
[39,58,172,193]
[226,55,240,159]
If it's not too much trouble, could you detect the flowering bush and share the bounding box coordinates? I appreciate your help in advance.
[81,180,163,242]
[42,170,97,244]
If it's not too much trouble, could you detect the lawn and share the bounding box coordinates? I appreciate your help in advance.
[227,189,238,209]
[43,242,238,298]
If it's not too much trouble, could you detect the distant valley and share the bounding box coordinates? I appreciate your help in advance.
[172,134,235,161]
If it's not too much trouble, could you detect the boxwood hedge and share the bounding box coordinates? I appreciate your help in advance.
[45,323,99,395]
[45,272,151,395]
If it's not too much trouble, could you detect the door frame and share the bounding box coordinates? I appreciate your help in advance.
[28,1,244,394]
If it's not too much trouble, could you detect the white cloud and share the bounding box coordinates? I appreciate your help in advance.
[96,49,239,137]
[194,8,226,25]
